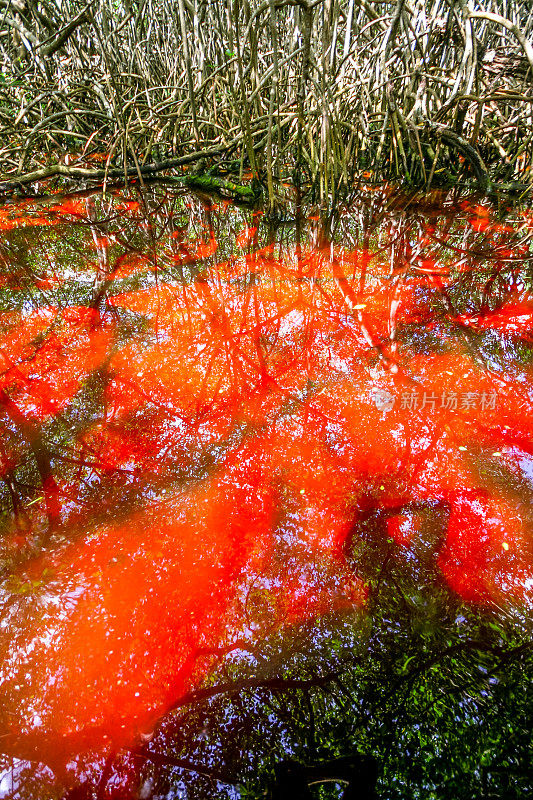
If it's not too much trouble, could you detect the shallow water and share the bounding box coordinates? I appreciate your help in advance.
[0,185,532,799]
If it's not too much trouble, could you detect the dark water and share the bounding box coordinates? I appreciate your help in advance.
[0,185,532,799]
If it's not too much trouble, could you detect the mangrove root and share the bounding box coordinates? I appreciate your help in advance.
[427,122,489,193]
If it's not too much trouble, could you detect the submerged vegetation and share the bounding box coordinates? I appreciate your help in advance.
[1,0,533,202]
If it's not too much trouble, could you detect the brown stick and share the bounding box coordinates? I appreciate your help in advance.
[0,142,241,193]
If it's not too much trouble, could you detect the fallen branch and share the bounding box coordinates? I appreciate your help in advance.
[0,144,237,194]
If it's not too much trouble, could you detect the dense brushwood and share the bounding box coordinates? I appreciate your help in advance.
[0,1,532,201]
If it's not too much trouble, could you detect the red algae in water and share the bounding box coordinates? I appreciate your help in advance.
[0,188,532,778]
[456,301,533,335]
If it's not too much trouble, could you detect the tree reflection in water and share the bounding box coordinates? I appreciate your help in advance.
[0,186,532,799]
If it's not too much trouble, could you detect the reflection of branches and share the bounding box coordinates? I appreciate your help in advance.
[381,639,533,755]
[0,674,330,780]
[36,674,339,792]
[1,185,532,800]
[49,451,138,476]
[330,255,399,372]
[165,673,338,716]
[0,389,60,540]
[428,231,533,262]
[133,747,235,784]
[390,639,532,706]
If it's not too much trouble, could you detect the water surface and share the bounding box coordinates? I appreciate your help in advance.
[0,185,532,799]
